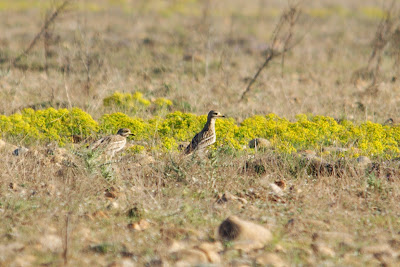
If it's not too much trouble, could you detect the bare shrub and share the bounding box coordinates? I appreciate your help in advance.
[240,2,304,102]
[352,1,400,89]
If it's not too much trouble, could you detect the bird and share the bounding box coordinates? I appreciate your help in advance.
[184,110,225,154]
[90,128,133,158]
[384,118,400,126]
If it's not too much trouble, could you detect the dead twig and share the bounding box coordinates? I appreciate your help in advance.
[10,0,70,67]
[63,212,71,266]
[239,3,303,102]
[367,1,399,84]
[280,4,301,77]
[353,1,400,90]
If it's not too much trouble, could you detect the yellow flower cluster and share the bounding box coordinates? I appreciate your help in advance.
[103,91,150,110]
[103,92,172,113]
[237,114,400,158]
[1,107,400,158]
[0,108,98,145]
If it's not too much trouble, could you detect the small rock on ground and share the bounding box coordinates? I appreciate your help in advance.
[248,138,271,150]
[255,253,287,267]
[218,216,272,252]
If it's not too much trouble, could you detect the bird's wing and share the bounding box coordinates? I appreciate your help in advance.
[196,130,215,149]
[185,130,214,154]
[90,136,113,150]
[185,132,200,154]
[105,136,127,153]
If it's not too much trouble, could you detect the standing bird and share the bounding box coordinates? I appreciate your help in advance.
[90,128,133,158]
[185,110,225,154]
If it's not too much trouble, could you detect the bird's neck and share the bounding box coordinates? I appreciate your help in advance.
[203,118,216,131]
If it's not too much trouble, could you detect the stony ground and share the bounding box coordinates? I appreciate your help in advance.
[1,139,400,266]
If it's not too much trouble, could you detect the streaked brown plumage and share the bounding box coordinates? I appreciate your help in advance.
[90,128,133,157]
[384,118,400,126]
[184,110,225,154]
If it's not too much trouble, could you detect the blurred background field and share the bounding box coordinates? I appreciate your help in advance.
[1,0,399,122]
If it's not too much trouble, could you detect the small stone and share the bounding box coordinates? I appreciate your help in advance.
[216,192,248,205]
[127,219,150,231]
[105,187,120,199]
[357,156,371,165]
[274,244,285,253]
[108,259,136,267]
[92,211,109,219]
[196,242,223,263]
[304,220,330,230]
[218,216,272,252]
[299,150,317,159]
[0,139,18,152]
[172,249,208,266]
[274,180,286,190]
[107,201,120,210]
[317,231,354,245]
[168,240,187,253]
[361,244,395,258]
[144,259,164,267]
[269,183,284,197]
[311,242,335,257]
[9,183,18,191]
[248,138,271,150]
[255,253,286,267]
[12,147,29,156]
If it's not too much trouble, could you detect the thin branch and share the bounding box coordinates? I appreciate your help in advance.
[10,0,70,66]
[281,6,301,76]
[240,51,274,102]
[239,3,302,102]
[63,212,71,266]
[366,0,399,84]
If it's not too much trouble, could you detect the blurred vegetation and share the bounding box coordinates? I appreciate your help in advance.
[0,0,386,21]
[1,92,400,157]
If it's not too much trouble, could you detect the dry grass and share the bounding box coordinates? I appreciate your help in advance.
[2,147,400,265]
[2,0,400,266]
[1,0,399,121]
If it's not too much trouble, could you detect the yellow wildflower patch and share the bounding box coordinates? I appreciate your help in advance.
[1,107,400,158]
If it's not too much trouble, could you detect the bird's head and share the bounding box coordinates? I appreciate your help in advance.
[208,110,225,120]
[117,128,134,137]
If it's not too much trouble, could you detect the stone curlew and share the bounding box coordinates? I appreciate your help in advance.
[90,128,133,158]
[184,110,225,154]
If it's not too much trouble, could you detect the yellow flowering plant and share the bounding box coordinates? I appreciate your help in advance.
[103,91,151,113]
[1,103,400,158]
[0,108,98,145]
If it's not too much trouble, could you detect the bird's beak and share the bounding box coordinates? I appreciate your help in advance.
[220,115,226,118]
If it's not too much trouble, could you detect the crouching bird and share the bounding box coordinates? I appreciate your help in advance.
[185,110,225,154]
[90,128,133,158]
